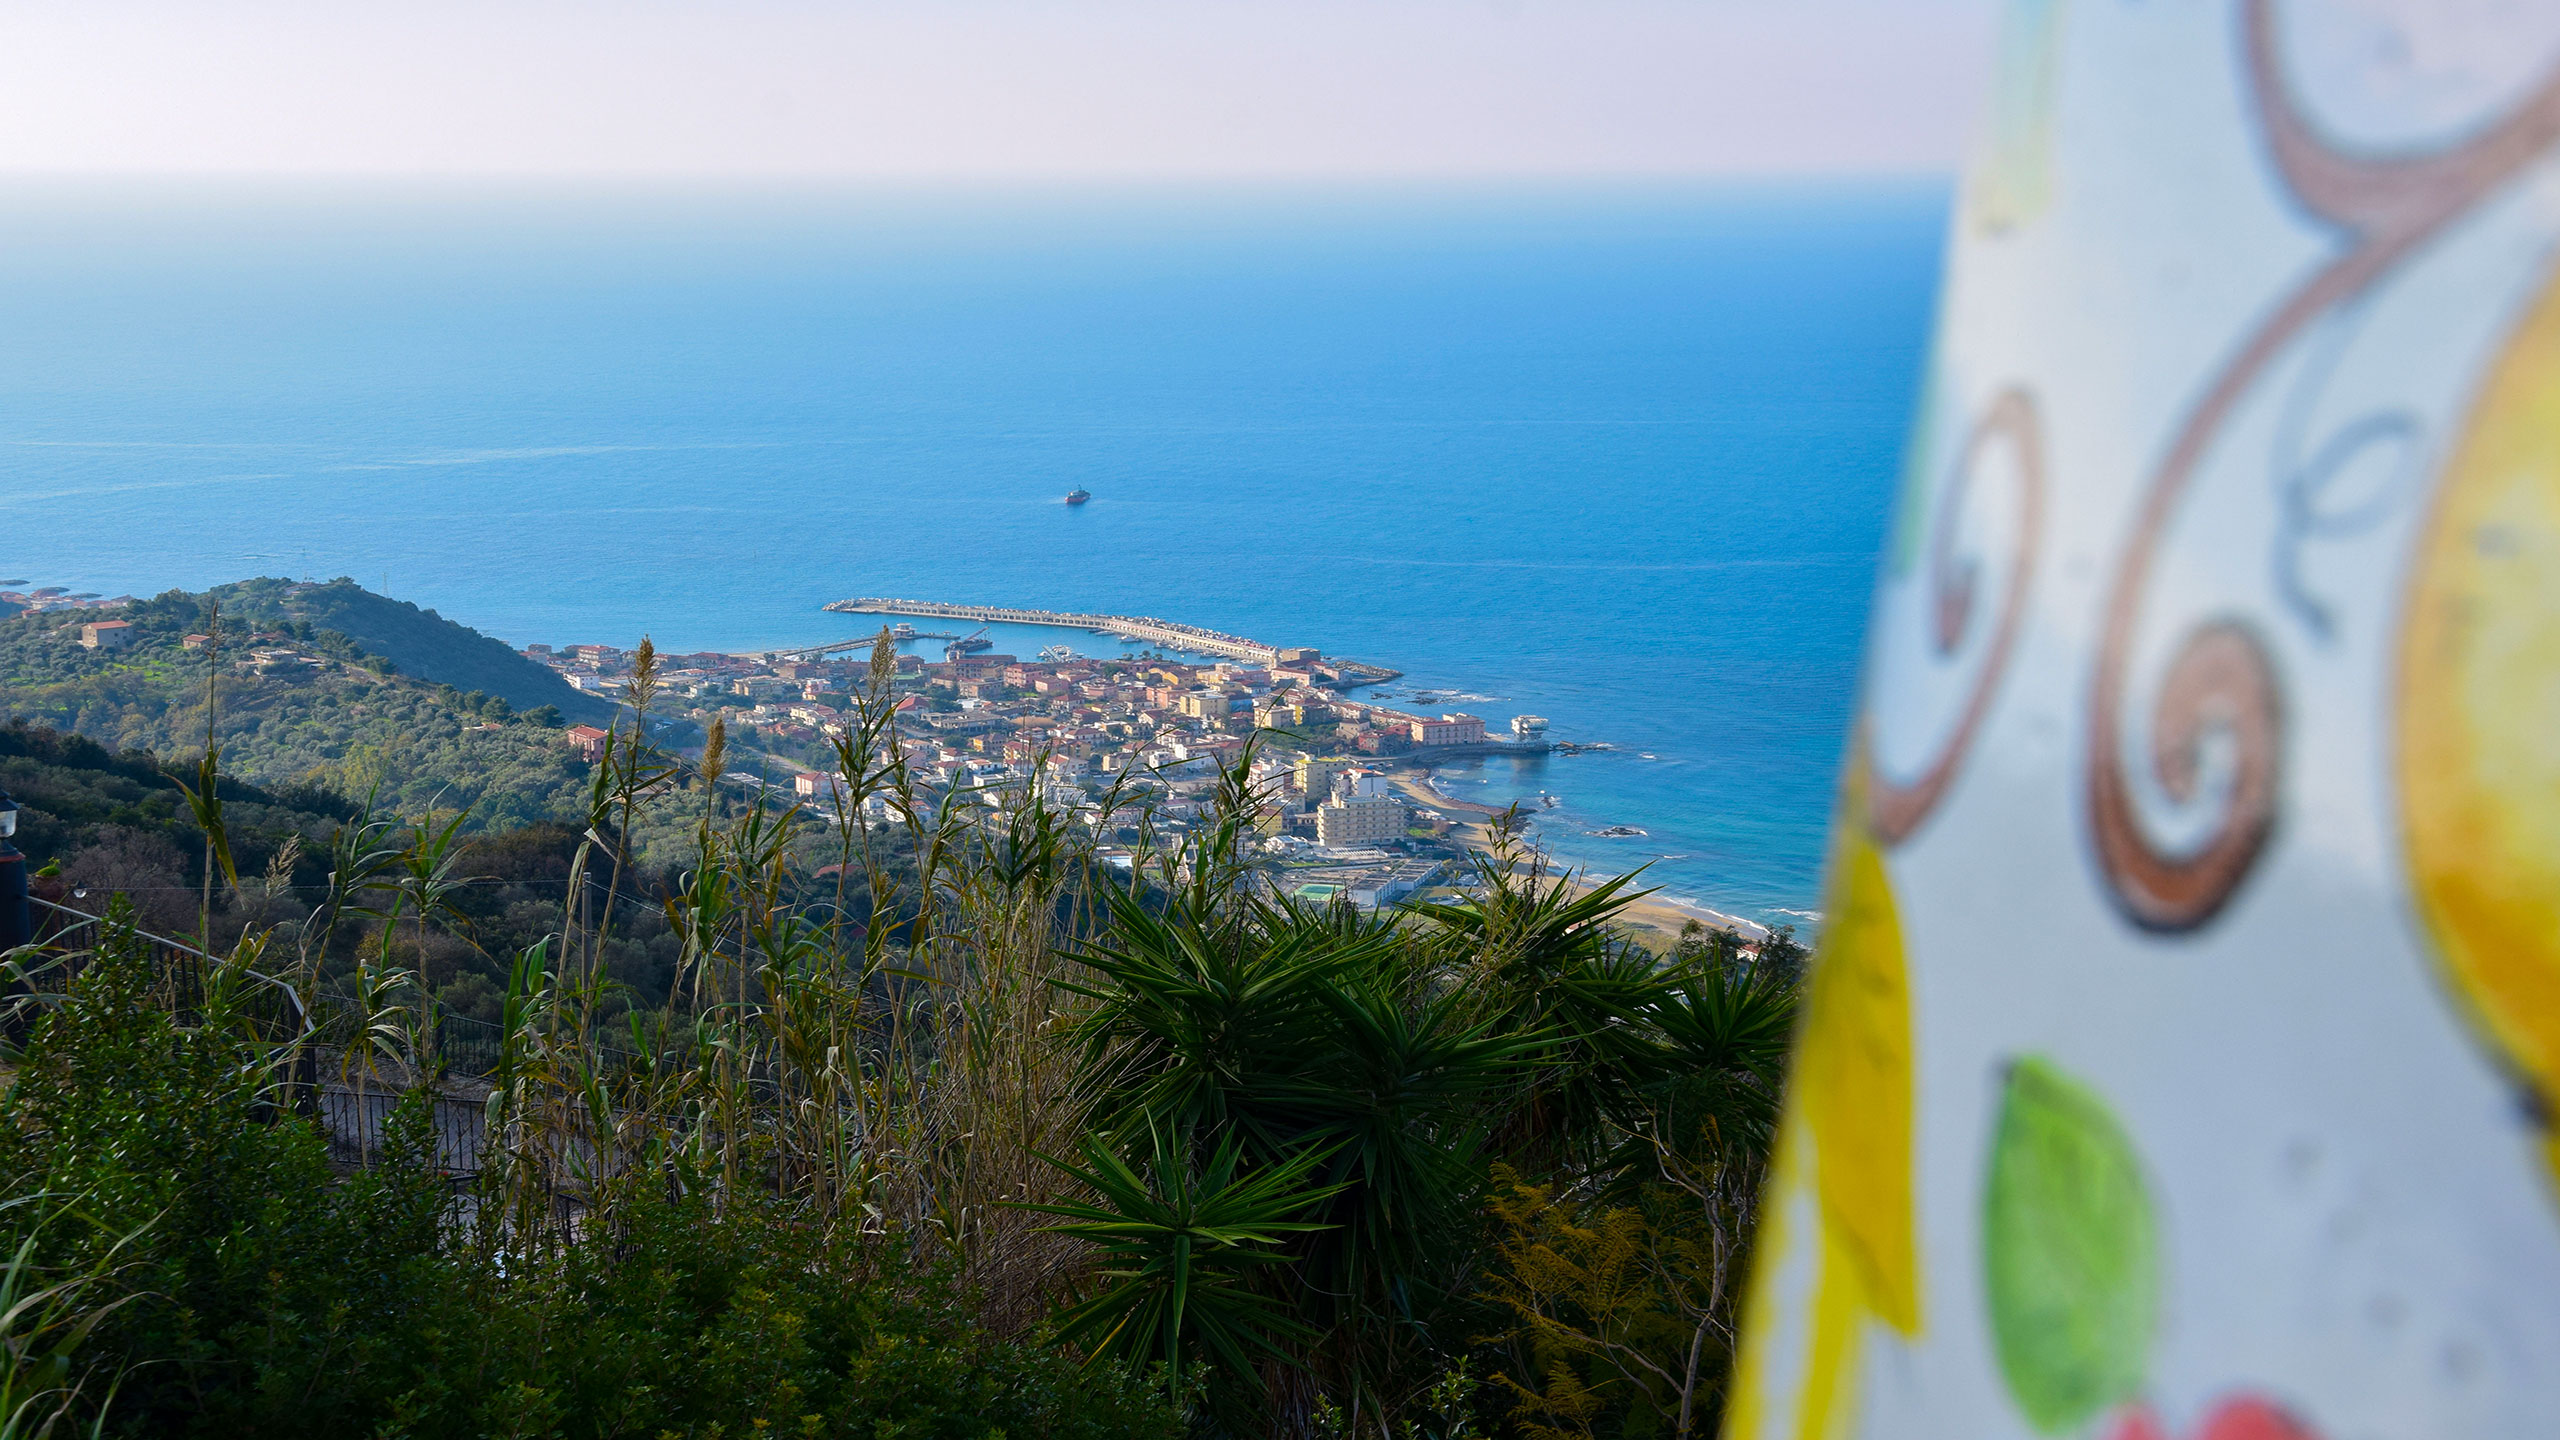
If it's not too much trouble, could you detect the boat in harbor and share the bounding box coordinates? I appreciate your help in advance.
[889,623,916,641]
[1064,488,1091,505]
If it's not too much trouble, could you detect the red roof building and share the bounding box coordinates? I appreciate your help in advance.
[78,620,135,650]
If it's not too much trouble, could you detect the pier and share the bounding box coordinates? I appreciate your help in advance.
[823,597,1401,683]
[755,629,961,662]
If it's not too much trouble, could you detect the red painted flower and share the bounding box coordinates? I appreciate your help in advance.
[2111,1397,2320,1440]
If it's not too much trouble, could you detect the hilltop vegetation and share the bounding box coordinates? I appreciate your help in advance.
[0,586,599,826]
[0,720,351,935]
[0,718,711,1029]
[209,576,611,723]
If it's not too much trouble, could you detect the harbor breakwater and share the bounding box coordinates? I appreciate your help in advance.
[824,596,1402,682]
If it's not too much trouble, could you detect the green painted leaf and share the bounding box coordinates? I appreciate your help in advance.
[1982,1056,2158,1434]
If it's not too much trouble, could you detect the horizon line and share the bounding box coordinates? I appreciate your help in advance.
[0,166,1960,188]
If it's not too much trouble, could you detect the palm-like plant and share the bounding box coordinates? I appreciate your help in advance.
[1065,887,1370,1155]
[1639,957,1796,1168]
[1048,764,1807,1430]
[1286,955,1539,1417]
[1413,862,1674,1172]
[1024,1128,1340,1386]
[1490,950,1801,1440]
[1061,864,1553,1418]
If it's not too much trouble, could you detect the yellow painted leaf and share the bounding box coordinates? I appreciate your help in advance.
[1793,825,1921,1335]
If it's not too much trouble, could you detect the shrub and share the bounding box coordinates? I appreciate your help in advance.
[0,905,1185,1440]
[0,901,452,1434]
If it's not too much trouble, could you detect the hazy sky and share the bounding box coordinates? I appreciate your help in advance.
[1,1,1999,179]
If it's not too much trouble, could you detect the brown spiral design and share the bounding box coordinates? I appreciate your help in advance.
[2084,0,2560,931]
[2088,620,2284,930]
[1868,388,2045,846]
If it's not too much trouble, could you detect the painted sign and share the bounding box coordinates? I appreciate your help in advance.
[1727,3,2560,1436]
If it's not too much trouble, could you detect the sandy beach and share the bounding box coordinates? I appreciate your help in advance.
[1390,771,1770,947]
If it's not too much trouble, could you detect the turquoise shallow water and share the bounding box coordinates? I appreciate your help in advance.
[0,179,1945,927]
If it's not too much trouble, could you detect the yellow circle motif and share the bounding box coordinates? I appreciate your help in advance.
[2401,265,2560,1193]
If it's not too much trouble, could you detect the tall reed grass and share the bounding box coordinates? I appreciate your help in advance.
[1,626,1798,1440]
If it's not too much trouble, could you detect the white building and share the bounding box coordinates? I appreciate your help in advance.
[1317,794,1407,847]
[1339,770,1393,801]
[1410,713,1486,747]
[1249,754,1297,789]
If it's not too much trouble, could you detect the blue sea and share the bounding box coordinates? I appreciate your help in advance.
[0,179,1945,928]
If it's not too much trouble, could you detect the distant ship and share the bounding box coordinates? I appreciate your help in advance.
[1065,488,1091,505]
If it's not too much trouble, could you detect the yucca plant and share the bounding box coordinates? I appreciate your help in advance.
[1485,941,1799,1440]
[1065,886,1369,1155]
[1618,955,1797,1189]
[1413,854,1676,1174]
[1025,1127,1340,1387]
[1060,824,1564,1423]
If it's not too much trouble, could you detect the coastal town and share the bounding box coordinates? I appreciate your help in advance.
[0,576,1747,938]
[525,598,1565,913]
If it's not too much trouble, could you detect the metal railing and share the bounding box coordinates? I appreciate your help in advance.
[11,898,735,1181]
[19,895,667,1077]
[18,894,309,1041]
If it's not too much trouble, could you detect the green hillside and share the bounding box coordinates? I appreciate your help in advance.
[210,576,612,723]
[0,590,596,826]
[0,719,351,938]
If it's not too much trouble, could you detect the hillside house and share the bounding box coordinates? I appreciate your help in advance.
[78,620,135,650]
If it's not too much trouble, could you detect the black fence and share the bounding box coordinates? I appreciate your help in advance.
[16,896,664,1080]
[8,899,738,1183]
[299,1004,651,1082]
[15,895,308,1045]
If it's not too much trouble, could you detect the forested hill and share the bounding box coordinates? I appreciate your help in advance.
[0,588,599,827]
[0,719,355,936]
[209,577,610,723]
